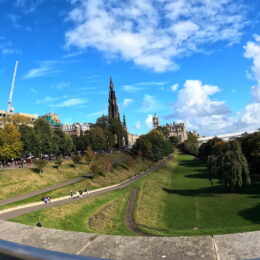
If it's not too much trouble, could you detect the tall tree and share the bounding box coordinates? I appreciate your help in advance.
[0,124,23,160]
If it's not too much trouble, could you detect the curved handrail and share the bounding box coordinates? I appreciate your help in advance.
[0,239,109,260]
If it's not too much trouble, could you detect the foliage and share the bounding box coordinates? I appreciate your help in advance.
[90,160,101,178]
[181,133,199,156]
[100,157,112,175]
[239,132,260,175]
[0,124,23,160]
[168,136,180,147]
[208,141,251,191]
[71,154,82,164]
[132,130,172,161]
[199,137,223,161]
[156,126,169,139]
[85,146,96,164]
[125,155,135,167]
[34,158,48,174]
[55,156,63,170]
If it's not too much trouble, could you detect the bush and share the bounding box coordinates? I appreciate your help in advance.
[35,158,48,174]
[85,146,96,164]
[55,156,63,170]
[71,154,82,164]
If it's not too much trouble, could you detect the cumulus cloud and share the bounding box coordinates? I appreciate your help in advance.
[122,98,133,107]
[170,83,178,91]
[65,0,247,72]
[145,114,153,129]
[135,121,141,130]
[140,94,162,113]
[169,75,260,136]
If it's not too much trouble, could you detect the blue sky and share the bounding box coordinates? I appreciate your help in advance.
[0,0,260,136]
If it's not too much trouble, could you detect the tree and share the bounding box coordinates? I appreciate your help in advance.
[34,158,48,174]
[169,136,179,147]
[208,141,251,192]
[54,129,74,155]
[86,127,106,151]
[100,157,112,175]
[19,124,40,157]
[199,137,223,161]
[0,124,23,160]
[85,146,96,164]
[34,118,56,155]
[90,160,101,179]
[182,133,199,156]
[156,126,169,139]
[239,132,260,175]
[55,156,63,170]
[71,154,82,165]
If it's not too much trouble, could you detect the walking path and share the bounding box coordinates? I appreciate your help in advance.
[0,158,171,220]
[124,188,150,236]
[0,176,90,207]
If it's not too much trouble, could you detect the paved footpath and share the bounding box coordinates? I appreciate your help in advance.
[0,176,89,207]
[0,160,168,220]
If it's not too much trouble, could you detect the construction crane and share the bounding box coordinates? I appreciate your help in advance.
[7,61,19,113]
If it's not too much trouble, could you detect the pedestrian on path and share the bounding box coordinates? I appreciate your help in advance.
[36,221,42,227]
[69,191,73,198]
[79,190,83,198]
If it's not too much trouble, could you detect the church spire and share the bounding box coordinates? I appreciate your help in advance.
[123,114,126,127]
[108,77,120,120]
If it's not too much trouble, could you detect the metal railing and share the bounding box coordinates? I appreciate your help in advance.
[0,239,110,260]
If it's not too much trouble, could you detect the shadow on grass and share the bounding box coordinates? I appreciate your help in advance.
[185,171,209,179]
[179,159,205,168]
[68,164,76,168]
[30,168,40,174]
[239,203,260,224]
[163,182,260,197]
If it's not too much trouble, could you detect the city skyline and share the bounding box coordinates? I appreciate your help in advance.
[0,0,259,136]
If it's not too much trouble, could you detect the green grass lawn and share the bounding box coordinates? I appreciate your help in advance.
[134,152,260,236]
[12,188,134,236]
[10,152,260,236]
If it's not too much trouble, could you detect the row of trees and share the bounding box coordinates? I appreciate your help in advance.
[0,115,129,161]
[199,132,260,191]
[131,129,173,161]
[71,116,128,152]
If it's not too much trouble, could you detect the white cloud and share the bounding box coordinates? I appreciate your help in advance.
[170,83,178,91]
[0,36,18,55]
[145,114,153,129]
[55,98,87,107]
[65,0,247,72]
[244,35,260,102]
[54,82,70,90]
[122,98,133,107]
[87,109,106,117]
[36,96,60,104]
[123,85,143,93]
[140,94,162,113]
[135,121,141,129]
[23,60,59,79]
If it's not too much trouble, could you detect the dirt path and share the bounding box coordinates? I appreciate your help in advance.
[124,188,150,236]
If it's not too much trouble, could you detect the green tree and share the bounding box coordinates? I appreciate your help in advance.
[71,154,82,165]
[86,127,106,151]
[34,118,55,155]
[19,124,40,157]
[55,156,63,170]
[169,136,179,147]
[85,146,96,164]
[34,158,48,174]
[156,126,169,139]
[208,141,251,191]
[199,137,223,161]
[239,132,260,176]
[182,133,199,156]
[54,129,75,154]
[0,124,23,160]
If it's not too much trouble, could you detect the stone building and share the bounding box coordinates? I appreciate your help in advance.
[165,122,188,142]
[152,113,188,142]
[128,133,139,147]
[62,123,91,136]
[0,110,37,129]
[39,113,63,130]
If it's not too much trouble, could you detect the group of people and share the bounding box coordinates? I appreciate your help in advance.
[41,196,51,204]
[69,190,85,199]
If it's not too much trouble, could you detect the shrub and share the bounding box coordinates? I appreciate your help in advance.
[35,158,48,174]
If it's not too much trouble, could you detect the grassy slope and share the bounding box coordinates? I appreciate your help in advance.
[0,160,89,200]
[134,152,260,236]
[0,153,128,201]
[11,188,134,235]
[11,153,260,236]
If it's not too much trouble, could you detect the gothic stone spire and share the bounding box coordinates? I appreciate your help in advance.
[108,77,120,120]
